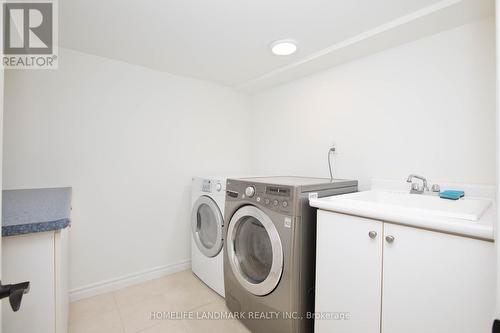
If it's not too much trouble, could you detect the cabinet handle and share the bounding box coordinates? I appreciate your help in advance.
[385,235,395,243]
[0,280,30,312]
[368,231,377,239]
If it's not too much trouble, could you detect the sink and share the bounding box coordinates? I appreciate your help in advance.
[310,188,495,240]
[342,191,491,221]
[312,190,492,222]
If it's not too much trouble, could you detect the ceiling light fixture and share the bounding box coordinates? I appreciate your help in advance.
[270,39,298,56]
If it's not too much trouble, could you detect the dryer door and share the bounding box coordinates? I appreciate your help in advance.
[227,205,283,296]
[191,196,224,258]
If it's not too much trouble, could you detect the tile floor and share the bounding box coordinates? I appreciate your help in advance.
[69,270,250,333]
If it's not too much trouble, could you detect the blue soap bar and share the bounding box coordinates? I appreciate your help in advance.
[439,190,465,200]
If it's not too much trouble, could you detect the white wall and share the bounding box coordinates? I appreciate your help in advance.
[2,48,252,292]
[2,17,496,299]
[251,18,496,190]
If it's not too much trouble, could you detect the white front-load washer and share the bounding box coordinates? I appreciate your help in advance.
[191,176,226,297]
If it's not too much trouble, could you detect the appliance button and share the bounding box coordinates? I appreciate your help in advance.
[245,186,256,197]
[282,201,288,208]
[273,200,279,206]
[265,198,270,205]
[215,183,222,192]
[256,197,261,202]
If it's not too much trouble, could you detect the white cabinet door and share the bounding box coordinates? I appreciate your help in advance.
[2,232,55,333]
[382,224,495,333]
[315,210,383,333]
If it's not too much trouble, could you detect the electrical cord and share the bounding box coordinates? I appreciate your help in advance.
[328,147,335,182]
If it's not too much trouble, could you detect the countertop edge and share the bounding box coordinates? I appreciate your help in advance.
[310,199,495,241]
[2,218,71,237]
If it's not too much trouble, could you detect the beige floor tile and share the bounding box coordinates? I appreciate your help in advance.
[157,270,206,293]
[113,270,201,308]
[160,275,222,312]
[118,295,173,333]
[117,287,220,333]
[69,309,124,333]
[115,270,220,332]
[137,320,189,333]
[69,292,117,324]
[182,301,251,333]
[113,280,165,309]
[70,270,239,333]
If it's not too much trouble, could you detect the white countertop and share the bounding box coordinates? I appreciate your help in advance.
[310,179,496,241]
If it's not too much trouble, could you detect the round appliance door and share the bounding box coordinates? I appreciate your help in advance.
[227,205,283,296]
[191,196,224,258]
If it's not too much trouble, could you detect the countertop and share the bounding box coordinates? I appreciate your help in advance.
[2,188,72,237]
[310,179,496,241]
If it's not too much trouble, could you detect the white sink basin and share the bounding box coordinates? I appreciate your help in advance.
[340,190,491,221]
[309,190,495,240]
[310,190,495,240]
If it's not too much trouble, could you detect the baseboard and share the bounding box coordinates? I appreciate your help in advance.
[69,259,191,302]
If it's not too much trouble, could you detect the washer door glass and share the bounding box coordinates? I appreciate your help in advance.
[191,196,223,258]
[227,206,283,296]
[234,216,272,283]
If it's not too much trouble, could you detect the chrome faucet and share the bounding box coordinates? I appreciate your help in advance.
[406,174,429,194]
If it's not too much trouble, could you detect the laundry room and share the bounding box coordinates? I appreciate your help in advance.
[0,0,498,333]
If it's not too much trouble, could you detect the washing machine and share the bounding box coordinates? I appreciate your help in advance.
[191,176,227,297]
[223,176,358,333]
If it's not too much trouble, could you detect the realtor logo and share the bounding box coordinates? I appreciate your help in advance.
[1,0,58,69]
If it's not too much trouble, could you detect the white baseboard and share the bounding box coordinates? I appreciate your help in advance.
[69,259,191,302]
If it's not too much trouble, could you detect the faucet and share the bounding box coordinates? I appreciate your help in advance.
[406,174,429,194]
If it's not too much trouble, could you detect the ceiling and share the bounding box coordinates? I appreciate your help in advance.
[60,0,493,91]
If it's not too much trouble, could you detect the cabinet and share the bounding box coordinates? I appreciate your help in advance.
[315,210,383,333]
[2,229,69,333]
[315,210,495,333]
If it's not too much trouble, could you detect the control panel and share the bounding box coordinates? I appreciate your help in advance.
[201,179,224,193]
[226,181,293,214]
[201,179,212,192]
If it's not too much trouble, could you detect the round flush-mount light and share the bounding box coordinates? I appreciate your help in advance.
[270,39,298,56]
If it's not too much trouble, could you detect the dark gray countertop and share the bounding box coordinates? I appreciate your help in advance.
[2,188,72,237]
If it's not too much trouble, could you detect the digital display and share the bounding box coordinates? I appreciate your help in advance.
[227,191,238,198]
[266,186,290,197]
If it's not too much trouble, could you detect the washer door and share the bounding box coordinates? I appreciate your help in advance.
[227,205,283,296]
[191,196,224,258]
